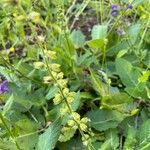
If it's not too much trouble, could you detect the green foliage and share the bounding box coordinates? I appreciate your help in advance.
[91,25,108,40]
[37,118,61,150]
[86,109,125,131]
[0,0,149,149]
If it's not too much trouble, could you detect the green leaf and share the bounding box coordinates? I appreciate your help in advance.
[87,39,106,49]
[136,119,150,150]
[37,118,61,150]
[15,119,39,150]
[115,58,141,87]
[0,66,14,80]
[71,30,85,48]
[90,69,106,96]
[128,23,141,45]
[101,129,119,150]
[124,126,137,150]
[46,86,59,100]
[138,71,150,83]
[117,49,127,58]
[57,138,85,150]
[101,93,136,114]
[91,25,107,39]
[86,109,125,131]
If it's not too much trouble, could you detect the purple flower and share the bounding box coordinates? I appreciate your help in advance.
[127,4,133,9]
[0,80,9,94]
[110,4,119,17]
[112,4,118,11]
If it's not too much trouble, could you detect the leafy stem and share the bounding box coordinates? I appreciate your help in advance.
[39,42,95,150]
[0,112,21,150]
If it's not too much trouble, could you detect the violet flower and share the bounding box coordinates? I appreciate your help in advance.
[127,3,133,9]
[110,4,119,17]
[0,80,9,94]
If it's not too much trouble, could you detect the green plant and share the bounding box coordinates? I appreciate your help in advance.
[0,0,149,150]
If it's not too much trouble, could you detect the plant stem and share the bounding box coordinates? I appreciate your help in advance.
[0,112,21,150]
[39,43,95,150]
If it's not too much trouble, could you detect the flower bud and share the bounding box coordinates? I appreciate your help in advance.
[56,72,64,79]
[72,112,80,120]
[47,51,57,59]
[60,106,69,116]
[68,92,76,97]
[68,120,75,127]
[81,117,90,123]
[57,79,68,88]
[51,71,57,78]
[49,64,61,72]
[43,76,52,84]
[63,88,69,96]
[67,96,74,103]
[53,93,62,105]
[80,123,87,131]
[34,62,45,69]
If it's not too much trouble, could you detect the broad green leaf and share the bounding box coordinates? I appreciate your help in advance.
[86,109,125,131]
[125,83,147,99]
[15,119,39,150]
[87,39,106,49]
[30,88,46,106]
[115,58,141,87]
[71,30,85,48]
[101,93,136,114]
[37,118,61,150]
[128,23,141,44]
[91,25,107,39]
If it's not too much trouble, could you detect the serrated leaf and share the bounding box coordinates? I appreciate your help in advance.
[37,117,61,150]
[136,119,150,150]
[101,93,136,114]
[86,109,125,131]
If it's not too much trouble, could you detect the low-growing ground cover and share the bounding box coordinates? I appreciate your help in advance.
[0,0,150,150]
